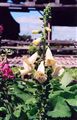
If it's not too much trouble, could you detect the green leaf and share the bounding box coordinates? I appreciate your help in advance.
[4,114,11,120]
[66,98,77,112]
[25,96,37,105]
[0,107,6,112]
[0,117,3,120]
[24,87,36,95]
[66,99,77,107]
[60,72,73,88]
[47,97,71,118]
[13,105,21,118]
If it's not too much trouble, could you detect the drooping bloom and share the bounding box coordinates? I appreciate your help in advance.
[45,27,51,32]
[34,61,47,83]
[19,69,31,79]
[32,30,42,34]
[52,63,64,77]
[22,52,38,69]
[32,38,41,46]
[45,47,56,66]
[20,52,38,78]
[28,52,39,64]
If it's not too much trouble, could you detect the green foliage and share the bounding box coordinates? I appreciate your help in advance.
[0,67,77,120]
[66,68,77,80]
[47,97,71,118]
[60,72,73,88]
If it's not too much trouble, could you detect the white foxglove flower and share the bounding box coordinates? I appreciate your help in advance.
[19,69,30,79]
[20,52,38,78]
[45,47,56,66]
[34,61,47,83]
[29,52,38,64]
[23,61,32,71]
[52,64,64,77]
[22,52,38,69]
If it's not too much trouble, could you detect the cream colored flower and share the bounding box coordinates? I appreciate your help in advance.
[32,38,41,46]
[34,61,47,83]
[45,27,51,32]
[28,52,38,64]
[20,52,38,78]
[19,69,31,79]
[52,64,64,77]
[32,30,42,34]
[45,47,56,66]
[22,52,38,69]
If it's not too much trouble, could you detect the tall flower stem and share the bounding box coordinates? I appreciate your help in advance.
[42,28,47,64]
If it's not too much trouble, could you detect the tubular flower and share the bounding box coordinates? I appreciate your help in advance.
[45,27,51,32]
[22,52,38,68]
[52,63,64,77]
[32,38,41,46]
[34,61,47,83]
[20,52,38,78]
[19,69,31,79]
[45,47,56,66]
[32,30,42,34]
[28,52,39,64]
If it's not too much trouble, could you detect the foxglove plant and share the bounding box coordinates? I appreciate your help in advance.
[18,4,70,120]
[18,4,77,120]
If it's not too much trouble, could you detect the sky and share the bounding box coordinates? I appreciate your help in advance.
[11,11,77,41]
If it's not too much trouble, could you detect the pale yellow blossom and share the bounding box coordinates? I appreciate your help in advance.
[34,61,47,83]
[22,52,38,68]
[28,52,39,64]
[32,30,42,34]
[45,27,51,32]
[32,38,41,46]
[20,52,38,78]
[52,64,64,77]
[19,69,31,79]
[45,47,56,66]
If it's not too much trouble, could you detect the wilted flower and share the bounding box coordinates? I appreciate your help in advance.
[45,27,51,32]
[32,30,42,34]
[32,38,41,46]
[52,63,64,77]
[45,47,56,66]
[34,61,47,83]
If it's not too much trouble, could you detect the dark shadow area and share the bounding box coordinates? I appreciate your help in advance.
[0,7,20,39]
